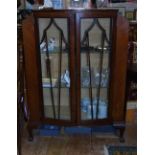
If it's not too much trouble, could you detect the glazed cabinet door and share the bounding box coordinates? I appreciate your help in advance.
[33,11,76,125]
[76,11,118,125]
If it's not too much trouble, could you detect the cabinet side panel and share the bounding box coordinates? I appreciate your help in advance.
[112,16,128,122]
[22,15,42,122]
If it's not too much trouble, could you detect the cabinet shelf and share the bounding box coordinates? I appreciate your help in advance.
[42,78,108,88]
[40,49,69,54]
[42,85,70,88]
[42,78,70,88]
[40,46,111,54]
[81,46,111,53]
[81,86,108,88]
[42,85,108,89]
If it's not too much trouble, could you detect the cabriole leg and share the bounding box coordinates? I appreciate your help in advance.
[27,124,33,141]
[114,124,125,143]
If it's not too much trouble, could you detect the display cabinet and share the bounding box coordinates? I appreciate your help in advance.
[22,9,128,142]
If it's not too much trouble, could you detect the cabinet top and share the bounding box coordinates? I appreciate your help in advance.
[32,9,118,17]
[32,8,118,13]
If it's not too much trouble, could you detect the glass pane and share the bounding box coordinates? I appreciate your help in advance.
[38,18,71,120]
[80,18,112,120]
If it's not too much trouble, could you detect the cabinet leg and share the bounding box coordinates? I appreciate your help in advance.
[114,125,125,143]
[17,132,21,155]
[119,128,125,143]
[27,124,33,141]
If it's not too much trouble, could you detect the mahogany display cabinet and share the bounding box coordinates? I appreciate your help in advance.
[22,9,128,142]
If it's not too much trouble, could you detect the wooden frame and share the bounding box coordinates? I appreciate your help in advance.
[22,9,128,142]
[33,10,76,125]
[76,10,118,125]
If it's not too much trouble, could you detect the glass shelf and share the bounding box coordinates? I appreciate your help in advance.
[42,85,70,88]
[81,86,108,88]
[40,48,69,54]
[80,46,111,53]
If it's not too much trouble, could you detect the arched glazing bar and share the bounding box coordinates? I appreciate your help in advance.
[39,18,68,119]
[81,18,110,120]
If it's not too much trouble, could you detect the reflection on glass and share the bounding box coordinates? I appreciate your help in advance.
[40,37,59,52]
[81,97,107,119]
[94,68,109,87]
[81,66,95,87]
[81,67,109,87]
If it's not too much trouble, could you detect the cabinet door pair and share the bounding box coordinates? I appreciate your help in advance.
[29,10,125,125]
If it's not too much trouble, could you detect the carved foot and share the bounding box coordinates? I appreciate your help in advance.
[119,127,125,143]
[28,135,33,141]
[119,136,125,143]
[27,124,34,141]
[113,124,125,143]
